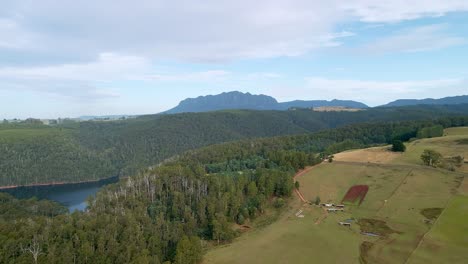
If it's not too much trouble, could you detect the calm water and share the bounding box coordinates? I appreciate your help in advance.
[0,177,118,212]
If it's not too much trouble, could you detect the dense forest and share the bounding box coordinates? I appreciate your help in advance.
[1,116,468,263]
[2,104,468,186]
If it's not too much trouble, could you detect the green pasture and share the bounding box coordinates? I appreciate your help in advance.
[205,128,468,263]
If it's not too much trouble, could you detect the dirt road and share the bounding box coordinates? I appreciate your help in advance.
[293,165,318,203]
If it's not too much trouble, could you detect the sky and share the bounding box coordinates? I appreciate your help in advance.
[1,0,468,119]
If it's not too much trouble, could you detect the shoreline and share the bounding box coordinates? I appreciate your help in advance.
[0,176,119,190]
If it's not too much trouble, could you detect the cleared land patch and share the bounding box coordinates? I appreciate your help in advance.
[333,146,400,164]
[342,185,369,205]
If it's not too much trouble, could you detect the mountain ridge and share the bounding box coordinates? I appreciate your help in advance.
[381,95,468,107]
[164,91,368,114]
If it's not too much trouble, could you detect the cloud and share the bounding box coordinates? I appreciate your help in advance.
[2,0,466,65]
[0,53,150,101]
[342,0,468,23]
[0,1,342,64]
[269,77,467,106]
[147,70,230,82]
[0,53,150,81]
[360,24,467,54]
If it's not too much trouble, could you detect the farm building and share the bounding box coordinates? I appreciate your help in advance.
[327,208,344,212]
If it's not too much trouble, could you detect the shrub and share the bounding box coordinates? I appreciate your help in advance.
[314,196,321,205]
[273,198,285,208]
[391,140,406,152]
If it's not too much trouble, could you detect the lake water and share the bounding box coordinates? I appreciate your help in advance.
[0,176,119,212]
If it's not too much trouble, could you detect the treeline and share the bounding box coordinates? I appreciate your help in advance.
[2,117,468,263]
[2,104,468,186]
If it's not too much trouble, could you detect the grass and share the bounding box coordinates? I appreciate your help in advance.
[420,208,443,221]
[204,127,468,264]
[444,127,468,136]
[407,195,468,264]
[395,128,468,173]
[359,241,374,264]
[204,199,363,264]
[456,138,468,145]
[358,218,399,238]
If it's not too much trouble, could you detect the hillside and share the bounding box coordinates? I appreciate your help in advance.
[164,91,368,113]
[382,95,468,107]
[2,105,468,186]
[205,127,468,264]
[1,118,468,263]
[280,99,367,109]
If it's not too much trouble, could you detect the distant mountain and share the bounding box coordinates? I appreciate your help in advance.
[278,99,368,109]
[164,92,278,114]
[164,91,368,114]
[382,95,468,107]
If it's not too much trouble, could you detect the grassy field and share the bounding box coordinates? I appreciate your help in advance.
[205,127,468,264]
[394,136,468,173]
[407,195,468,264]
[204,199,363,264]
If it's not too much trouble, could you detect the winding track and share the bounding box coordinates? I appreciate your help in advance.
[293,165,318,203]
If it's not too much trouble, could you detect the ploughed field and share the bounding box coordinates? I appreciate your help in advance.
[204,127,468,264]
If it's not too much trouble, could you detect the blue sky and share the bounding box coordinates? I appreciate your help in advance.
[1,1,468,119]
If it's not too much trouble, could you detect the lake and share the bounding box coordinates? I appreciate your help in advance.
[0,176,119,212]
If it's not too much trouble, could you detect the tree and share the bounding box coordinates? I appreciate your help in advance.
[21,236,43,264]
[314,196,321,205]
[421,149,442,167]
[247,182,258,197]
[236,214,245,225]
[295,181,300,189]
[391,140,406,152]
[175,236,202,264]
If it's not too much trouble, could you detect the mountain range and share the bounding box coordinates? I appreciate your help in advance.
[381,95,468,107]
[164,91,468,114]
[164,91,368,114]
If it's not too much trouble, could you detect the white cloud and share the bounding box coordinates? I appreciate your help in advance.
[0,53,150,81]
[0,53,150,100]
[361,24,467,54]
[269,77,467,106]
[342,0,468,23]
[1,0,465,65]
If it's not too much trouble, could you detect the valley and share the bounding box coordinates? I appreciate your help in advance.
[2,105,468,187]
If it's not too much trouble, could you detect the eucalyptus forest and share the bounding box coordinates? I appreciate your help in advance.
[1,114,468,263]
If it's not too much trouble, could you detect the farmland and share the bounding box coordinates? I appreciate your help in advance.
[342,185,369,205]
[204,127,468,264]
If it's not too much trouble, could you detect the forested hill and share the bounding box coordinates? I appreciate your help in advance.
[2,116,468,263]
[382,94,468,107]
[2,104,468,186]
[164,91,368,113]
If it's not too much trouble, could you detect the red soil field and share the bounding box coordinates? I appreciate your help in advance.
[342,185,369,205]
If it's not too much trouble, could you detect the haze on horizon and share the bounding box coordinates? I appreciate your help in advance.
[1,0,468,119]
